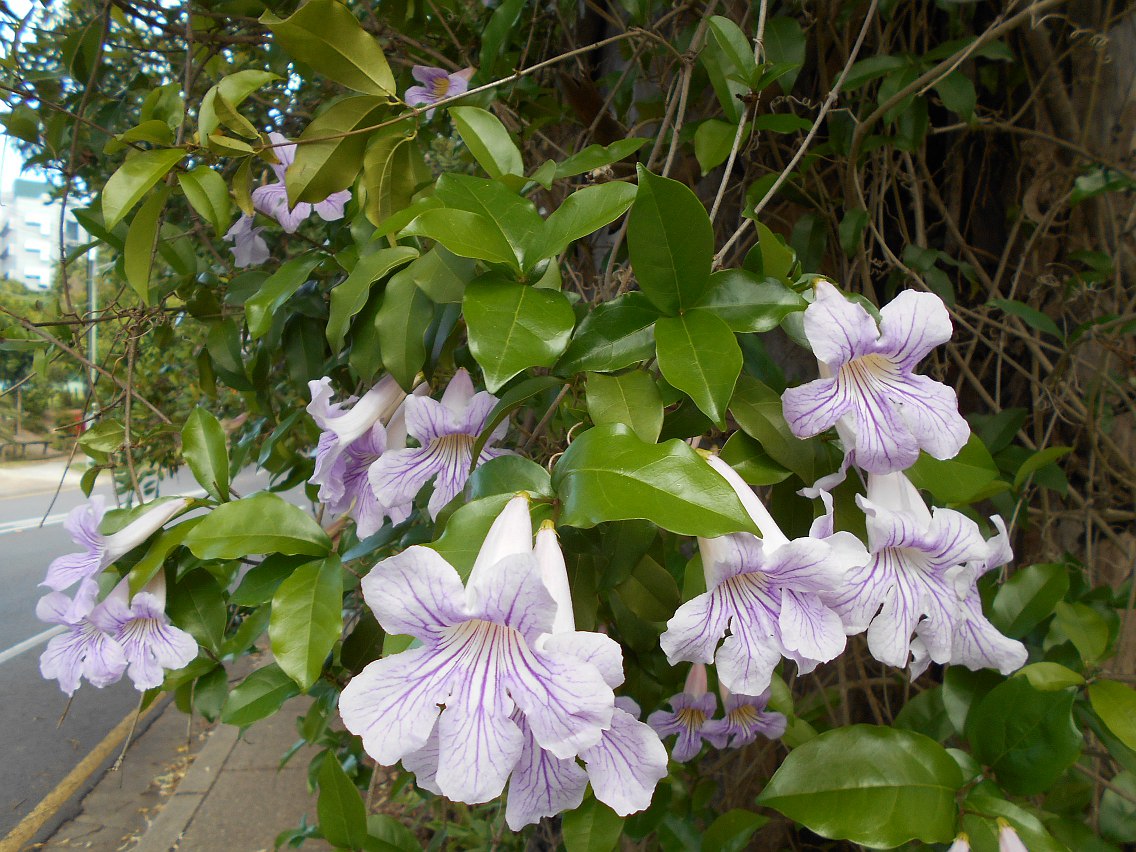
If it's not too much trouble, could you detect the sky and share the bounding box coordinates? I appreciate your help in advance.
[1,0,44,201]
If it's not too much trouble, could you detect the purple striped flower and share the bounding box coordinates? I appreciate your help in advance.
[830,472,1025,676]
[252,133,352,233]
[223,214,269,267]
[37,580,128,696]
[368,369,509,521]
[89,575,198,691]
[43,497,189,592]
[339,495,616,806]
[781,281,969,474]
[703,687,787,748]
[405,66,472,119]
[647,664,725,761]
[660,455,866,697]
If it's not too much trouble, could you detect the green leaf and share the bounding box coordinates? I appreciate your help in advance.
[586,371,663,443]
[615,555,679,621]
[627,165,714,315]
[230,555,306,607]
[1016,662,1084,691]
[556,292,659,374]
[191,666,228,722]
[245,255,322,340]
[1089,680,1136,752]
[198,70,278,141]
[718,431,791,486]
[463,276,575,392]
[693,269,805,333]
[318,753,368,850]
[655,312,741,427]
[756,725,965,848]
[1013,445,1072,490]
[708,16,758,88]
[222,663,301,727]
[434,173,543,271]
[123,186,169,304]
[562,798,624,852]
[326,246,418,351]
[906,433,1001,504]
[428,494,511,579]
[552,424,759,537]
[182,406,230,501]
[270,556,343,690]
[373,274,433,390]
[262,0,395,96]
[449,107,524,179]
[729,375,820,482]
[469,375,566,462]
[1050,601,1110,664]
[467,456,553,501]
[478,0,526,78]
[963,789,1070,852]
[530,181,637,263]
[401,208,520,270]
[396,246,473,306]
[694,119,740,175]
[177,166,231,235]
[102,148,184,230]
[990,297,1063,339]
[934,70,977,120]
[288,95,388,205]
[168,571,226,654]
[184,493,331,559]
[990,562,1069,638]
[126,518,203,595]
[555,138,648,179]
[361,121,420,228]
[703,809,769,852]
[763,17,807,92]
[966,677,1082,795]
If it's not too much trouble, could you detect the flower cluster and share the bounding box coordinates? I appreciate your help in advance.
[339,495,668,829]
[37,497,197,695]
[647,664,786,761]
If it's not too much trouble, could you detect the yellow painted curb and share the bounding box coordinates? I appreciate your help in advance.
[1,699,166,852]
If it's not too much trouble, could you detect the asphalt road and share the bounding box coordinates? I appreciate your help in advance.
[0,461,274,837]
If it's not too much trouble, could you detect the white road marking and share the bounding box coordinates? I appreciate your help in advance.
[0,512,70,535]
[0,625,65,666]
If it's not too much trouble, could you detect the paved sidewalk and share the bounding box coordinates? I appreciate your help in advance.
[0,458,83,499]
[36,690,332,852]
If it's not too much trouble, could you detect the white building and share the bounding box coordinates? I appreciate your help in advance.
[0,178,83,290]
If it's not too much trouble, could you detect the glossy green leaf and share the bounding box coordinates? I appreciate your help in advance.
[168,570,226,654]
[397,246,473,305]
[184,493,331,559]
[555,138,648,179]
[182,406,230,501]
[729,375,820,482]
[586,371,663,443]
[1013,445,1072,490]
[318,754,368,850]
[693,269,805,332]
[123,187,168,304]
[942,667,1004,737]
[448,106,524,178]
[1089,680,1136,751]
[102,148,184,229]
[747,221,796,282]
[963,789,1069,852]
[615,555,679,621]
[262,0,395,96]
[906,435,1003,504]
[627,165,714,315]
[562,798,624,852]
[469,375,566,462]
[719,431,791,486]
[763,17,807,92]
[1050,601,1110,664]
[230,555,307,607]
[270,555,343,690]
[1016,662,1084,691]
[557,292,659,374]
[221,663,301,727]
[190,666,228,722]
[703,808,769,852]
[435,174,543,271]
[966,677,1082,795]
[401,208,519,270]
[655,312,741,426]
[990,562,1069,638]
[467,455,552,501]
[198,70,278,141]
[361,121,419,228]
[478,0,526,78]
[373,274,432,390]
[245,255,321,339]
[531,181,637,262]
[756,725,964,848]
[326,246,418,350]
[694,119,739,175]
[126,518,203,595]
[552,424,759,537]
[463,276,575,392]
[177,166,231,235]
[288,95,387,205]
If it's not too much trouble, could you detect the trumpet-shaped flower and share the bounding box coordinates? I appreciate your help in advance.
[703,687,787,748]
[43,497,189,592]
[307,375,416,534]
[997,821,1028,852]
[89,575,198,690]
[338,496,615,806]
[781,281,969,474]
[947,835,971,852]
[38,580,128,696]
[405,66,472,118]
[223,214,270,267]
[830,472,1024,676]
[368,369,509,520]
[501,522,668,829]
[660,455,866,697]
[251,133,352,233]
[647,664,725,761]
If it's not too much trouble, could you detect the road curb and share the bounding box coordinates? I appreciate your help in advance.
[131,719,241,851]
